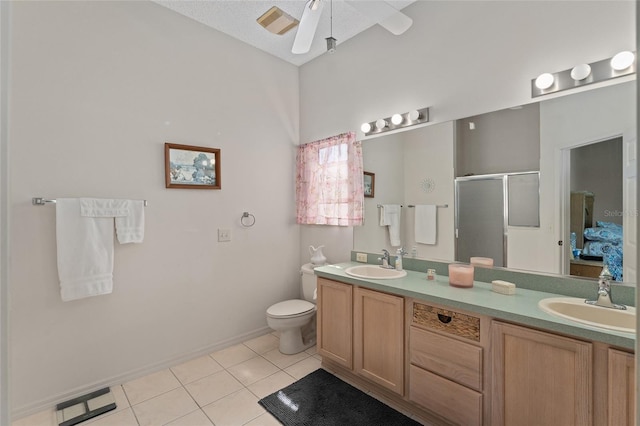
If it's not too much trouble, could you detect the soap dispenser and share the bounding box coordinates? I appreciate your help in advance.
[395,248,404,271]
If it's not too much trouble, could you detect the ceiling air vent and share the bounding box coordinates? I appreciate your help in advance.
[257,6,299,35]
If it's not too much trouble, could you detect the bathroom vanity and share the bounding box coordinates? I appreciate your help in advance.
[314,262,635,426]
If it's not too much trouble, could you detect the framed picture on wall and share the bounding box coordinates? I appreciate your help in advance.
[165,143,221,189]
[364,171,375,198]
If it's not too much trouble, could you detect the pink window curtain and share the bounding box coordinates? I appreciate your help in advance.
[296,131,364,226]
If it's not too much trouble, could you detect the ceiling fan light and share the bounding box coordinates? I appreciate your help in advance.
[326,36,337,53]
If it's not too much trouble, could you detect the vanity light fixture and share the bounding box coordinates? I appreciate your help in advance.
[570,64,591,81]
[534,73,555,90]
[408,109,421,121]
[611,51,635,71]
[361,107,430,137]
[391,113,403,125]
[532,51,636,98]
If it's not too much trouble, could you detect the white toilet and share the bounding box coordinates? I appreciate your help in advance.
[266,263,318,355]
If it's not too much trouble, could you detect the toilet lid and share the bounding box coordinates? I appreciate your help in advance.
[267,299,315,318]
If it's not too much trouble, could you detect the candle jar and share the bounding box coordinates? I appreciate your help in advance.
[448,264,475,288]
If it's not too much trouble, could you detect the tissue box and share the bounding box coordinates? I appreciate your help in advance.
[448,264,474,288]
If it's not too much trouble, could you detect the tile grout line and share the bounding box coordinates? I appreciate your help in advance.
[13,333,326,426]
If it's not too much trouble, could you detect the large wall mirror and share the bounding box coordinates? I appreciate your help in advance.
[353,80,636,284]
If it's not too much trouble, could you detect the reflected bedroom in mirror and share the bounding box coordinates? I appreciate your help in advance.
[353,80,636,285]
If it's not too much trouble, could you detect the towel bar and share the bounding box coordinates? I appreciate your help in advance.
[32,197,148,206]
[376,204,448,208]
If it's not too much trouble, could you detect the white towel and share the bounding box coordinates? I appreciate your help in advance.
[415,204,437,245]
[380,204,401,247]
[115,200,145,244]
[56,199,115,302]
[80,198,129,218]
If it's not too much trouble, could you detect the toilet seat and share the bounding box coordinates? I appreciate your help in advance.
[267,299,315,319]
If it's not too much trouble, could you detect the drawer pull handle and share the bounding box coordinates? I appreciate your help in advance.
[437,313,452,324]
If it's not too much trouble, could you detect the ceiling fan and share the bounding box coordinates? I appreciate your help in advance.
[292,0,413,54]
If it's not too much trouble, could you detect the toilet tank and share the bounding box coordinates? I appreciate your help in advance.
[301,263,318,303]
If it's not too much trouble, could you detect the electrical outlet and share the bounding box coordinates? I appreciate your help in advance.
[356,253,368,262]
[218,228,231,242]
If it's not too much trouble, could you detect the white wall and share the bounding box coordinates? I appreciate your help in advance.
[9,1,300,415]
[299,0,635,269]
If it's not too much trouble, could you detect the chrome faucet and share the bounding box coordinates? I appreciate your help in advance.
[585,265,626,310]
[378,249,394,269]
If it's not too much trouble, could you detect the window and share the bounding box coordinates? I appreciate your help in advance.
[296,132,364,226]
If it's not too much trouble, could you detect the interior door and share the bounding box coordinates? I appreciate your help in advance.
[455,176,506,267]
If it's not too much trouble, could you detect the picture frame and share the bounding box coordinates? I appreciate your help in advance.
[165,143,221,189]
[363,171,375,198]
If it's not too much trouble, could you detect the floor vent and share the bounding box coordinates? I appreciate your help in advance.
[55,387,116,426]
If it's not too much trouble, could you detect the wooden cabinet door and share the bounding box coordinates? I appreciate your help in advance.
[317,278,353,369]
[608,348,635,426]
[354,287,404,395]
[491,321,593,426]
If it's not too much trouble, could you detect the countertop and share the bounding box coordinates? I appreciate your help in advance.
[314,262,635,350]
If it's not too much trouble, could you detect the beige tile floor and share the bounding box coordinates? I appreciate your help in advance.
[12,332,323,426]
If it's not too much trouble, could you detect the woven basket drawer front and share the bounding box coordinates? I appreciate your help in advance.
[410,326,482,391]
[412,302,480,342]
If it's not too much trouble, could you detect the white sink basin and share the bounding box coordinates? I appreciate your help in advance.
[345,265,407,280]
[538,297,636,333]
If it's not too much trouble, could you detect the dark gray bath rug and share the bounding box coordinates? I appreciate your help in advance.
[258,368,421,426]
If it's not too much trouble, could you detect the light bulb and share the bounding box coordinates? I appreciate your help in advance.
[361,122,372,133]
[535,73,554,90]
[408,110,421,121]
[391,114,403,125]
[611,51,634,71]
[375,119,387,130]
[570,64,591,81]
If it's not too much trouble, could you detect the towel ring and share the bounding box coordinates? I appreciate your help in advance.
[241,212,256,227]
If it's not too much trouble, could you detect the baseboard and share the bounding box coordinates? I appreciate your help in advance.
[11,326,272,420]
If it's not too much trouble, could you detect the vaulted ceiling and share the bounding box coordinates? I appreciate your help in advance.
[153,1,416,66]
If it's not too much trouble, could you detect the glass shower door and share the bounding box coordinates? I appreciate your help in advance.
[455,176,507,267]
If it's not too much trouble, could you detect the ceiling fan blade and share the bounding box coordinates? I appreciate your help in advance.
[345,1,412,35]
[292,0,325,54]
[378,10,412,35]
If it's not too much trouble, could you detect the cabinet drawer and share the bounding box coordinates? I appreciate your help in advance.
[410,326,482,391]
[410,364,482,426]
[412,302,480,342]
